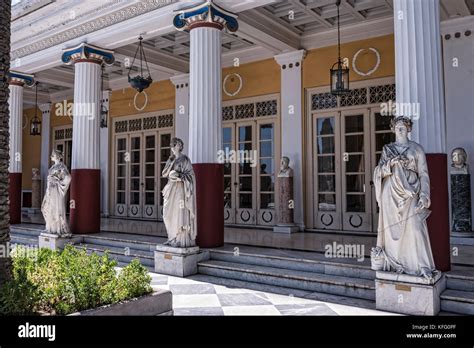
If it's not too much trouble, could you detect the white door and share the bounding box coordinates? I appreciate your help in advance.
[128,134,142,218]
[223,125,236,224]
[114,135,128,217]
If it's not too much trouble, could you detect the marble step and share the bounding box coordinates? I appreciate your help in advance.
[445,270,474,292]
[208,246,374,280]
[82,234,162,253]
[198,260,375,301]
[10,225,43,238]
[190,273,377,310]
[440,289,474,315]
[75,243,154,268]
[10,234,39,247]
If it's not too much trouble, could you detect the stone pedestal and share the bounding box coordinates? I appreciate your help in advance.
[451,173,472,236]
[154,245,199,277]
[38,233,83,251]
[274,176,298,233]
[375,271,445,315]
[30,177,41,214]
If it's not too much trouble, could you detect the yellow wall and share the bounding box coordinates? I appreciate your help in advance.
[110,79,175,117]
[303,34,395,88]
[222,58,281,101]
[22,107,42,190]
[50,100,74,128]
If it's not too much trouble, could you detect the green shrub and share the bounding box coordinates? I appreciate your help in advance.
[0,245,153,315]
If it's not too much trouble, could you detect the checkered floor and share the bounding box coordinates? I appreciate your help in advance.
[149,272,393,316]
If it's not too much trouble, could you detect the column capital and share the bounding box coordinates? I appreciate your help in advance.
[39,103,52,114]
[8,70,35,87]
[61,42,115,66]
[170,74,189,88]
[274,50,306,68]
[173,1,238,32]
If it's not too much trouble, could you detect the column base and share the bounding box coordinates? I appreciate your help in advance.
[193,163,224,248]
[375,271,445,315]
[70,169,100,234]
[39,233,83,251]
[426,154,451,272]
[9,173,22,224]
[273,224,299,234]
[154,244,200,277]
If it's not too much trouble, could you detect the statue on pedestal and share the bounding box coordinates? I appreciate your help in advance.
[31,168,41,210]
[274,156,298,233]
[372,116,437,279]
[41,150,71,237]
[450,147,472,233]
[161,137,197,248]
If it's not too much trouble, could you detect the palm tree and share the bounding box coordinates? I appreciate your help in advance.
[0,0,12,284]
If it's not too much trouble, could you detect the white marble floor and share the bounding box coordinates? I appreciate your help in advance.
[149,271,396,316]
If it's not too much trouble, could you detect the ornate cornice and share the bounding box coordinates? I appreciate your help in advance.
[173,1,238,32]
[12,0,174,60]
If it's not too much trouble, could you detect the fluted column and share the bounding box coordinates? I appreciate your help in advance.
[170,74,190,148]
[61,43,114,234]
[39,103,51,197]
[8,71,34,224]
[394,0,450,271]
[174,1,238,247]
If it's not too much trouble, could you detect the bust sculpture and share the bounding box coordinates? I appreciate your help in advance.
[278,156,293,178]
[41,150,72,237]
[161,137,197,248]
[32,168,40,180]
[451,147,469,174]
[371,116,437,280]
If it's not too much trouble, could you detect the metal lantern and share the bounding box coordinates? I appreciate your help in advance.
[100,64,108,128]
[30,82,41,136]
[128,36,153,93]
[330,0,350,95]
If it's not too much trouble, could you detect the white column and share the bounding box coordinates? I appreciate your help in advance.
[72,62,101,170]
[170,74,190,147]
[394,0,446,153]
[274,50,306,229]
[189,27,222,163]
[9,84,23,174]
[39,103,51,196]
[100,90,111,217]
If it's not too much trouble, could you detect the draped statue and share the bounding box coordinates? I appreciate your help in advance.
[372,116,437,280]
[41,150,71,237]
[162,137,197,248]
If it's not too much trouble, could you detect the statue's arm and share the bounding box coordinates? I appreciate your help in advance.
[417,146,431,208]
[162,158,174,177]
[377,146,393,178]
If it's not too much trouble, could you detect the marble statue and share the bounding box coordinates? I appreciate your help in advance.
[278,156,293,178]
[451,147,469,174]
[162,137,197,248]
[31,168,42,210]
[41,150,72,237]
[372,116,437,279]
[450,147,472,233]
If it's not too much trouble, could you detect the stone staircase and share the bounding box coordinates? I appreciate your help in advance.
[197,245,376,302]
[441,270,474,315]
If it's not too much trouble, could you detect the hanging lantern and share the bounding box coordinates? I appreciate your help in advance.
[128,36,153,93]
[30,82,41,136]
[330,0,350,95]
[100,64,108,128]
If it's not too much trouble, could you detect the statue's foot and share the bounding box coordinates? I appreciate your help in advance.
[421,268,434,280]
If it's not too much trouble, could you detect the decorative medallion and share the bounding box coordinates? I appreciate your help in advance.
[240,210,251,222]
[261,211,273,223]
[352,48,381,77]
[133,90,148,111]
[223,73,243,97]
[349,214,363,228]
[321,213,334,227]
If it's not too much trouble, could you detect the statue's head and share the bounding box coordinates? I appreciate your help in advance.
[170,137,184,156]
[281,156,290,170]
[390,116,412,139]
[51,149,63,162]
[451,147,468,168]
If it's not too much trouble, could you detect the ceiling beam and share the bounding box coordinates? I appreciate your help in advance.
[288,0,333,28]
[341,0,366,21]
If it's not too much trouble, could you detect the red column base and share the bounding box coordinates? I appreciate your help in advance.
[9,173,22,224]
[426,154,451,272]
[70,169,100,234]
[193,163,224,248]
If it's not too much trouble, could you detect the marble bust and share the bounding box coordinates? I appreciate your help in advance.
[451,147,469,174]
[32,168,40,180]
[161,137,197,248]
[41,150,72,237]
[372,116,437,280]
[278,156,293,178]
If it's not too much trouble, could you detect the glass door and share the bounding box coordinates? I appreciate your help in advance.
[257,122,276,225]
[341,110,371,231]
[313,112,342,230]
[222,125,236,224]
[114,136,128,217]
[128,134,142,218]
[158,132,172,220]
[235,122,256,225]
[143,133,157,219]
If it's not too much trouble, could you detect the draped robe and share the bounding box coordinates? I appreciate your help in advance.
[373,141,436,277]
[41,162,71,237]
[162,154,197,248]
